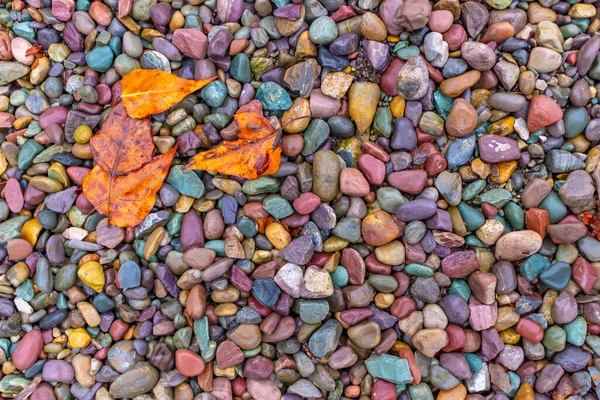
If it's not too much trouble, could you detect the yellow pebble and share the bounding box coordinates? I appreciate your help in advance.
[175,195,194,213]
[68,328,91,349]
[471,158,491,179]
[323,236,349,252]
[0,153,7,176]
[214,303,239,317]
[77,261,105,293]
[144,226,165,260]
[21,219,43,246]
[514,382,535,400]
[486,116,515,136]
[265,223,291,250]
[437,383,466,400]
[569,3,596,18]
[2,361,15,375]
[374,293,395,308]
[499,328,521,344]
[490,160,517,184]
[390,96,406,118]
[386,35,400,43]
[74,125,93,144]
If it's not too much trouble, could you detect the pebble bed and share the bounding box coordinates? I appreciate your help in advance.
[3,0,600,398]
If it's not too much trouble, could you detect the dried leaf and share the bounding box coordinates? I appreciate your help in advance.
[121,69,216,119]
[182,100,282,179]
[89,101,153,177]
[82,146,178,227]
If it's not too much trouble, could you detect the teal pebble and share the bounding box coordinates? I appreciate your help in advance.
[262,194,294,219]
[205,240,226,257]
[565,317,586,346]
[201,80,228,108]
[237,216,259,238]
[404,264,434,277]
[85,46,115,73]
[230,53,252,83]
[166,166,205,199]
[539,261,571,290]
[256,82,292,110]
[448,279,471,302]
[520,254,551,281]
[17,139,44,169]
[464,353,483,372]
[331,266,348,287]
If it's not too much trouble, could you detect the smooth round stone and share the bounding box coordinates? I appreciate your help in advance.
[539,262,571,290]
[309,16,338,44]
[42,360,75,382]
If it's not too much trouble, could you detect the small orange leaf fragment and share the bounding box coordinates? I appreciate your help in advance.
[121,69,216,119]
[182,100,281,180]
[82,145,178,228]
[89,101,153,177]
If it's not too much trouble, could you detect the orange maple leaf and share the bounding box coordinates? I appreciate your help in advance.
[182,100,282,180]
[82,145,178,228]
[121,69,216,119]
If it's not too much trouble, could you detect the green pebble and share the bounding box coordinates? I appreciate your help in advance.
[404,263,434,277]
[242,177,280,195]
[13,22,34,40]
[368,274,399,292]
[586,335,600,355]
[262,194,294,219]
[167,213,184,236]
[475,188,512,208]
[465,235,489,248]
[543,325,566,352]
[434,91,454,120]
[302,119,330,156]
[194,316,210,351]
[503,202,525,230]
[365,354,413,385]
[373,107,392,137]
[166,166,205,199]
[308,16,338,45]
[294,299,330,323]
[396,46,420,60]
[563,107,589,138]
[17,139,44,169]
[462,179,486,201]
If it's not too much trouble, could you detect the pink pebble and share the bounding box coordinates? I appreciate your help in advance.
[292,192,321,214]
[5,178,24,213]
[428,10,454,33]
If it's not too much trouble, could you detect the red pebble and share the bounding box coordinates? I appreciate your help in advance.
[390,296,416,319]
[371,378,397,400]
[231,377,246,397]
[425,153,447,176]
[442,324,466,352]
[481,203,498,218]
[516,318,544,343]
[572,256,598,293]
